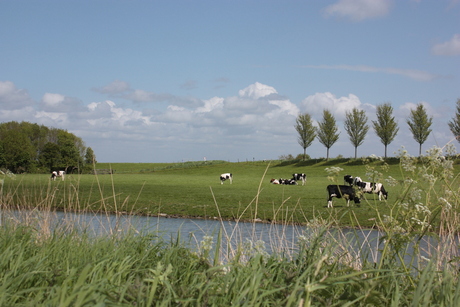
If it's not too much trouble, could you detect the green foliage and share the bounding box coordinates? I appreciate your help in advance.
[448,98,460,142]
[406,103,433,156]
[0,121,89,173]
[344,108,369,159]
[372,102,399,158]
[295,112,316,160]
[316,109,340,160]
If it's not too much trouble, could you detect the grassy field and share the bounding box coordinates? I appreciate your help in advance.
[3,154,459,229]
[1,152,460,305]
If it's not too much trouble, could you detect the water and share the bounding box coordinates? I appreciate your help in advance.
[1,209,456,265]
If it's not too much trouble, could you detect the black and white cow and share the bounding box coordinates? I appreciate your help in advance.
[344,175,354,185]
[51,170,65,181]
[279,178,298,185]
[220,173,232,184]
[326,185,360,208]
[353,177,388,201]
[292,173,307,185]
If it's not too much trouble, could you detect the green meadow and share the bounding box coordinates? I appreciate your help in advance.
[3,154,458,229]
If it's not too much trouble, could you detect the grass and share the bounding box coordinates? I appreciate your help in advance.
[2,156,456,228]
[1,147,460,305]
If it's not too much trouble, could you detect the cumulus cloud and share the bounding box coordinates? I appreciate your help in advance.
[1,79,456,162]
[238,82,278,99]
[306,65,438,81]
[0,81,34,110]
[432,34,460,56]
[324,0,392,22]
[300,92,362,120]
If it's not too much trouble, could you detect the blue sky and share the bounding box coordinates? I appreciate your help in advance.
[1,0,459,162]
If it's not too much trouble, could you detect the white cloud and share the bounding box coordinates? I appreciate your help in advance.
[300,92,362,120]
[306,65,437,81]
[432,34,460,56]
[42,93,65,106]
[324,0,392,22]
[238,82,277,99]
[195,97,224,113]
[0,81,34,109]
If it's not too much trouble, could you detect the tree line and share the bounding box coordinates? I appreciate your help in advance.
[295,99,460,160]
[0,121,96,173]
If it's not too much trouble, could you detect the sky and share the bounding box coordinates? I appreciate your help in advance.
[0,0,459,163]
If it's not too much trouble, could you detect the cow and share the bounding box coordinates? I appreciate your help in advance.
[344,175,354,185]
[220,173,232,184]
[353,177,388,201]
[279,178,298,185]
[270,178,280,184]
[51,170,65,181]
[292,173,307,185]
[326,185,360,208]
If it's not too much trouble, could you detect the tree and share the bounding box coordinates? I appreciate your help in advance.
[294,113,316,161]
[406,103,433,156]
[344,108,369,159]
[448,98,460,142]
[372,102,399,158]
[57,130,83,171]
[316,109,340,160]
[39,142,62,171]
[1,130,35,173]
[85,147,96,165]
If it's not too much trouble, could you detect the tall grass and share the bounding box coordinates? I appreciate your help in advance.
[0,145,459,305]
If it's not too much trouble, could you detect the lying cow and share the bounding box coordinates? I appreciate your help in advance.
[51,170,65,181]
[220,173,233,184]
[279,178,298,185]
[353,177,388,201]
[326,185,360,208]
[292,173,307,185]
[270,178,280,184]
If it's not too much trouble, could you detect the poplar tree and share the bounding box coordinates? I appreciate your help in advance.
[372,102,399,158]
[344,108,369,159]
[295,112,316,161]
[316,109,340,160]
[406,103,433,156]
[448,98,460,142]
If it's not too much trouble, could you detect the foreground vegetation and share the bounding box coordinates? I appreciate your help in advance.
[1,145,460,305]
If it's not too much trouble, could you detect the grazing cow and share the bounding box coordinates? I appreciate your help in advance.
[220,173,232,184]
[270,178,280,184]
[344,175,354,185]
[326,185,360,208]
[279,178,298,185]
[353,177,388,201]
[51,170,65,181]
[292,173,307,185]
